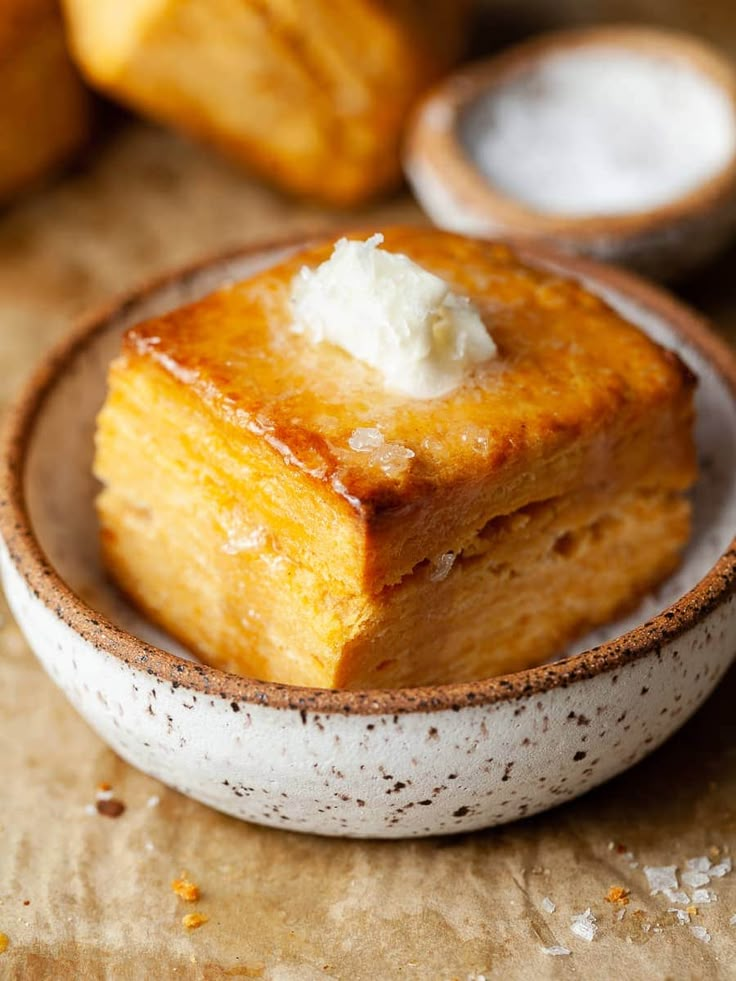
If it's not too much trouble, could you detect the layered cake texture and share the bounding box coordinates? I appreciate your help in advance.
[94,228,696,688]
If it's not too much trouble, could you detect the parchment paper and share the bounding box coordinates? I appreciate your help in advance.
[0,121,735,981]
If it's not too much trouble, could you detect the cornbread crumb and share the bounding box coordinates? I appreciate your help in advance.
[605,886,630,906]
[0,933,8,954]
[96,798,125,818]
[172,877,201,903]
[182,912,209,930]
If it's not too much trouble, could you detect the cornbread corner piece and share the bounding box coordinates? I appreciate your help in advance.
[0,0,90,202]
[61,0,470,206]
[94,227,697,690]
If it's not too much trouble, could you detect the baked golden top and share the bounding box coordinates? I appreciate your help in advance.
[122,227,695,587]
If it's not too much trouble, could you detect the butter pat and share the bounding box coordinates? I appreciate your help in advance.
[290,234,496,398]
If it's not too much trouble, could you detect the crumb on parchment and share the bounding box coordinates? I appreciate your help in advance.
[182,912,209,931]
[96,798,126,818]
[0,934,8,954]
[172,876,201,903]
[605,886,630,906]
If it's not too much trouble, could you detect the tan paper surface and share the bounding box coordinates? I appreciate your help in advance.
[0,123,735,980]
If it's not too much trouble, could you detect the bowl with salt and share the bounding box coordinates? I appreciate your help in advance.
[405,25,736,280]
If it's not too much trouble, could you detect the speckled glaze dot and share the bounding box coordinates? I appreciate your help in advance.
[0,239,735,837]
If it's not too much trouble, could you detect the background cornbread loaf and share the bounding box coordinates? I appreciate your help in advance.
[0,0,89,203]
[60,0,470,206]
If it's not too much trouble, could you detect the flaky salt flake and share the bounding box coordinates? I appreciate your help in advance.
[541,897,556,914]
[686,856,712,873]
[371,441,415,477]
[690,925,711,943]
[682,871,710,888]
[570,908,597,942]
[146,795,160,809]
[710,858,732,877]
[221,527,267,555]
[663,888,691,905]
[429,551,456,582]
[668,909,691,925]
[459,427,490,455]
[691,889,716,905]
[614,907,626,922]
[83,804,97,816]
[729,913,736,926]
[644,865,678,895]
[541,946,571,956]
[348,428,384,452]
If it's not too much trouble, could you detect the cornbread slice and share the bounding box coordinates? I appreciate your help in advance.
[94,228,696,689]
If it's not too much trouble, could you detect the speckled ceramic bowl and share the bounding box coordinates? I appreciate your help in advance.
[1,238,736,838]
[404,26,736,280]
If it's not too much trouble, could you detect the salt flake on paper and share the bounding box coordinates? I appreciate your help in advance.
[541,946,571,956]
[644,865,678,895]
[663,888,691,906]
[541,897,556,914]
[710,858,732,877]
[690,925,711,943]
[570,908,597,942]
[686,856,711,873]
[668,908,690,925]
[682,870,710,889]
[691,888,717,904]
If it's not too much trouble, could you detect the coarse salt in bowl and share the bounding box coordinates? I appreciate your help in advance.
[405,26,736,279]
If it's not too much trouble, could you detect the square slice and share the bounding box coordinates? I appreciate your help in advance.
[94,228,696,688]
